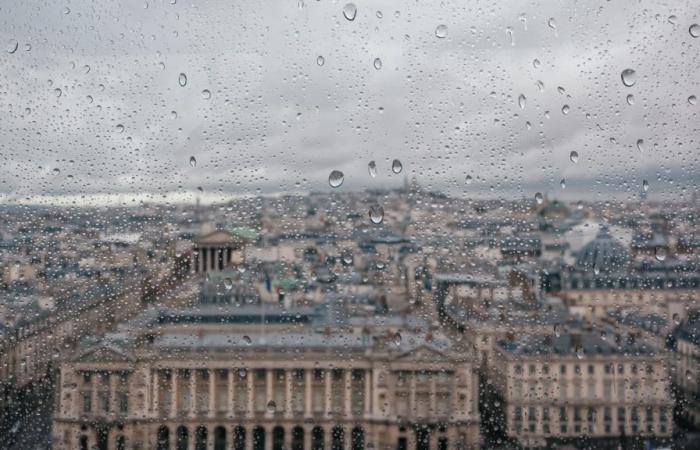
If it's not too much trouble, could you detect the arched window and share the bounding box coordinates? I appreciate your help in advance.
[351,427,364,450]
[157,426,170,450]
[312,427,324,450]
[273,426,285,450]
[292,426,304,450]
[195,426,208,450]
[331,427,344,450]
[116,434,126,450]
[234,426,246,450]
[253,426,266,450]
[79,435,89,450]
[214,426,227,450]
[176,426,189,450]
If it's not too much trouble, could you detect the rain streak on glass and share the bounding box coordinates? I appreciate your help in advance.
[328,170,344,188]
[636,139,644,152]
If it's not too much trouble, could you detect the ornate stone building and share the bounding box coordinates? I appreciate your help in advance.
[52,306,480,450]
[493,329,673,448]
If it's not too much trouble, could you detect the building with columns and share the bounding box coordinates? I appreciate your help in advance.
[193,228,257,273]
[52,304,480,450]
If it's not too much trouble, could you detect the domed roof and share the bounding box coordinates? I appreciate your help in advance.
[575,227,629,273]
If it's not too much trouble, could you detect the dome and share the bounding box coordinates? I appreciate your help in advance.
[575,227,629,273]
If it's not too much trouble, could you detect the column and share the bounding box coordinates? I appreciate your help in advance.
[193,251,199,274]
[304,370,313,418]
[109,372,117,418]
[266,370,274,417]
[324,370,332,417]
[228,369,235,418]
[245,425,254,450]
[91,373,97,417]
[264,425,273,450]
[303,426,312,450]
[210,247,216,272]
[152,370,159,415]
[189,370,197,417]
[171,370,179,418]
[344,370,352,418]
[209,369,216,417]
[430,374,437,415]
[285,370,293,418]
[201,248,207,272]
[409,372,416,419]
[247,371,254,417]
[364,369,372,416]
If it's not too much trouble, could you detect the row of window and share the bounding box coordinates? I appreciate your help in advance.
[512,362,657,377]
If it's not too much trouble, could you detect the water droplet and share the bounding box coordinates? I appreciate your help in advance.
[690,24,700,38]
[373,57,382,70]
[201,89,211,99]
[575,345,584,359]
[115,124,124,133]
[376,11,383,18]
[536,80,544,92]
[557,86,566,95]
[63,7,71,15]
[466,175,473,184]
[86,95,93,103]
[54,88,62,97]
[600,330,607,341]
[554,325,560,338]
[267,400,277,412]
[178,73,187,87]
[391,159,403,174]
[561,104,570,115]
[518,94,526,110]
[6,39,18,54]
[626,94,635,105]
[368,161,377,178]
[547,18,557,29]
[532,58,541,69]
[569,151,579,163]
[641,179,649,193]
[369,205,384,224]
[636,139,644,152]
[673,314,681,325]
[435,24,448,38]
[342,3,357,21]
[534,192,543,204]
[189,156,197,167]
[53,168,61,174]
[560,178,566,189]
[393,332,402,346]
[689,95,698,105]
[316,55,325,66]
[243,335,252,345]
[593,265,600,276]
[655,246,666,261]
[620,69,636,87]
[224,278,233,290]
[24,43,31,52]
[668,15,678,25]
[328,170,344,188]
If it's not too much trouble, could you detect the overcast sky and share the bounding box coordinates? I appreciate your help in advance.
[0,0,698,205]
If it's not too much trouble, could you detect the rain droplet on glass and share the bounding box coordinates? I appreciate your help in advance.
[391,159,403,174]
[535,192,544,204]
[569,151,579,163]
[6,39,19,54]
[316,55,325,66]
[620,69,636,87]
[636,139,644,152]
[369,205,384,224]
[373,58,382,70]
[201,89,211,99]
[368,161,377,178]
[689,24,700,38]
[518,94,526,110]
[189,156,197,167]
[342,3,357,21]
[435,24,448,38]
[626,94,635,105]
[178,73,187,87]
[328,170,344,188]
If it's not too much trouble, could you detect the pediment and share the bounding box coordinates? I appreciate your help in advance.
[73,344,135,363]
[393,344,448,362]
[194,230,237,245]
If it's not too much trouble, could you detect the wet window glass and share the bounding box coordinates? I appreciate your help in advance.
[0,1,699,449]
